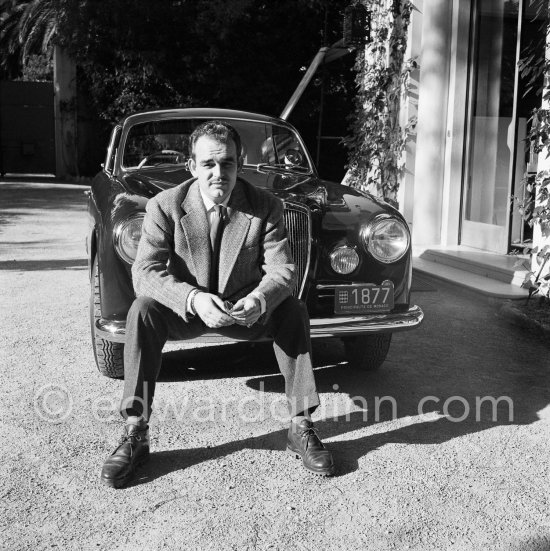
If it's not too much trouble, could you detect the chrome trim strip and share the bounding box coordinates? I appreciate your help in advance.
[316,282,372,289]
[309,305,423,337]
[95,305,423,344]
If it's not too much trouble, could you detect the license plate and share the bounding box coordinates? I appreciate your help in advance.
[334,281,394,314]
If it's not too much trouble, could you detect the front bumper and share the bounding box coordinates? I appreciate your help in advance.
[95,304,423,344]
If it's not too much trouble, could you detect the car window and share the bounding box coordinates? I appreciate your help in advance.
[121,118,313,173]
[122,120,194,168]
[230,121,311,171]
[104,126,121,174]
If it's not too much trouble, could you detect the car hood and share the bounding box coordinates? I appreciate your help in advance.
[118,166,397,222]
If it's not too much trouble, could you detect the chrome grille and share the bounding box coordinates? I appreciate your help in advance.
[283,202,311,299]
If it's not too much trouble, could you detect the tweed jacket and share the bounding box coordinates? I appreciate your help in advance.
[131,177,297,323]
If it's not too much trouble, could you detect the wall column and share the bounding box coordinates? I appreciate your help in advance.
[53,46,77,178]
[440,0,471,246]
[409,0,453,247]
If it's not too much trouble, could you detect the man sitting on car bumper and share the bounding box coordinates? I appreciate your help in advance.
[100,120,335,488]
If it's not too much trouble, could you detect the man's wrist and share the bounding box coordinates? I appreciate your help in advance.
[248,292,266,314]
[187,289,201,315]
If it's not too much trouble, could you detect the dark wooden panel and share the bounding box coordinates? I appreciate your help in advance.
[0,81,56,175]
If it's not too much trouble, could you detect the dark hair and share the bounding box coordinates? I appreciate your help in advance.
[188,120,242,160]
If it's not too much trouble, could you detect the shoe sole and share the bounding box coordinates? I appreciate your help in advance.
[101,452,150,489]
[286,446,335,477]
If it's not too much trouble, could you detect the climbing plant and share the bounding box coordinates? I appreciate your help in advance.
[514,0,550,297]
[344,0,416,206]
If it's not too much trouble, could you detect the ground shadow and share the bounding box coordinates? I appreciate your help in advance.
[515,540,550,551]
[130,283,550,486]
[0,258,88,271]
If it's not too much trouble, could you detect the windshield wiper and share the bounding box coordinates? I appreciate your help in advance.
[253,163,310,174]
[130,162,187,170]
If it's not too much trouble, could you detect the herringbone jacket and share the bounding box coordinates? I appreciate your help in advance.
[132,177,297,323]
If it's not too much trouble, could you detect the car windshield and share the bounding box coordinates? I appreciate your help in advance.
[121,118,313,173]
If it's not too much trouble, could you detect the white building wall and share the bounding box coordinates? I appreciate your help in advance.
[408,0,453,246]
[402,0,472,249]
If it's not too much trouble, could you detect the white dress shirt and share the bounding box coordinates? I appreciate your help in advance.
[200,189,231,227]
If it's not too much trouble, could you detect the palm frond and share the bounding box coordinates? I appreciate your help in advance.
[0,0,58,70]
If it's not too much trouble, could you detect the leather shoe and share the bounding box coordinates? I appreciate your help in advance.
[287,419,334,476]
[101,424,150,488]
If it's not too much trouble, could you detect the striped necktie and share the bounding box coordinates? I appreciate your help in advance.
[209,204,226,293]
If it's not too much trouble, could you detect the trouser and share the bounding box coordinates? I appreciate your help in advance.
[120,295,320,420]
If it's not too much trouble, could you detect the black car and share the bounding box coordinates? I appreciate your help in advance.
[87,108,423,378]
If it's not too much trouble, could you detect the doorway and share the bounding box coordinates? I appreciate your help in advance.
[461,0,544,253]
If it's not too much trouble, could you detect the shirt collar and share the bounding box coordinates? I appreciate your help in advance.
[199,188,232,212]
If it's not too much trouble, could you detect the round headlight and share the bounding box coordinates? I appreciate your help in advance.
[361,215,410,264]
[329,246,360,275]
[114,213,145,264]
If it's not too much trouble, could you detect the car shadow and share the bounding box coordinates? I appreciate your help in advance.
[159,342,280,382]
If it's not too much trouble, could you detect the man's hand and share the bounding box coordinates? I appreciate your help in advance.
[193,293,235,328]
[230,295,262,327]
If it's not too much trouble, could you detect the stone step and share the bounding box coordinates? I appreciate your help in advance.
[413,253,530,300]
[419,248,530,286]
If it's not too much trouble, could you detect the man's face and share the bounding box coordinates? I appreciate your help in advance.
[188,135,241,204]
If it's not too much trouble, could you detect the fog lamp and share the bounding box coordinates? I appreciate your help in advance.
[329,246,360,275]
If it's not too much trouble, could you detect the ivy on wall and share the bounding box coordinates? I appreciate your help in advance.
[344,0,416,206]
[517,157,550,298]
[514,0,550,298]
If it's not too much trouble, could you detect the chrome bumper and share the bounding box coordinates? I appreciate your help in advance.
[95,305,423,344]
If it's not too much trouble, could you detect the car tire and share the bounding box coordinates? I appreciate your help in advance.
[342,333,392,370]
[90,257,124,379]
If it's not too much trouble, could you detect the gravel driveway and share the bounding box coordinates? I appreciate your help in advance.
[2,181,550,550]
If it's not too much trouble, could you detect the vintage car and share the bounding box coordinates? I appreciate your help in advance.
[87,108,423,378]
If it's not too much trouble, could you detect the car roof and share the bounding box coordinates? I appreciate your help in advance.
[121,108,285,127]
